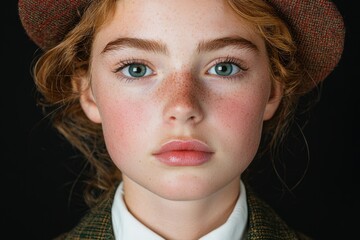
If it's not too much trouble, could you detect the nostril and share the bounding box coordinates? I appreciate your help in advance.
[167,114,198,122]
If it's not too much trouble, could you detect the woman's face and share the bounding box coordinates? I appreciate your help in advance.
[80,0,281,201]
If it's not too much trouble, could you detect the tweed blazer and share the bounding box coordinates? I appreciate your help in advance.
[55,185,311,240]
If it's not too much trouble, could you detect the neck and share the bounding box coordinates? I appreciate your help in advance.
[122,177,240,240]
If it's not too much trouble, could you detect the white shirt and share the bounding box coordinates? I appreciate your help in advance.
[111,180,248,240]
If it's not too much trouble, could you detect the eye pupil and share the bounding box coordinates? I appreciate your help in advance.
[129,64,146,77]
[215,63,233,76]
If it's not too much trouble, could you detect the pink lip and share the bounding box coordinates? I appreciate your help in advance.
[153,140,213,166]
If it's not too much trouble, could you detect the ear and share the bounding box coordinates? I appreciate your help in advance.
[73,74,102,123]
[263,80,283,121]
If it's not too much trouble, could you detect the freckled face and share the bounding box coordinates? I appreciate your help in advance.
[81,0,281,200]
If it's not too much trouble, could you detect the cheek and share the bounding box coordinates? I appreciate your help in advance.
[217,94,265,131]
[98,98,152,163]
[213,92,268,158]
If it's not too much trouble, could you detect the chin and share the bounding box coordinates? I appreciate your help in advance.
[153,174,220,201]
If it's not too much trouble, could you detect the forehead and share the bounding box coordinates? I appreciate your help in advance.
[92,0,264,54]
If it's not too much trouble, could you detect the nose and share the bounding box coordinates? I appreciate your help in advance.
[161,72,204,125]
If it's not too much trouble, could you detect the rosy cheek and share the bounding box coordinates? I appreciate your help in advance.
[217,95,263,128]
[214,95,266,152]
[100,99,149,162]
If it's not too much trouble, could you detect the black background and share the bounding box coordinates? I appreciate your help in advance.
[3,1,359,239]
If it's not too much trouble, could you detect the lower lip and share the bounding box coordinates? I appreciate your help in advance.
[154,151,212,166]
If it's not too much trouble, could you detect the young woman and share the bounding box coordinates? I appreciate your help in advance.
[18,0,345,239]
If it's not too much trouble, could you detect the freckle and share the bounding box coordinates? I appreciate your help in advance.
[154,71,217,110]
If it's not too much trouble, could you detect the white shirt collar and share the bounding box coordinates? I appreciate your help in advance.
[111,180,248,240]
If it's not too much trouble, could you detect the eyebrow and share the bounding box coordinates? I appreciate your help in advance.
[197,36,259,53]
[102,37,168,54]
[102,36,258,54]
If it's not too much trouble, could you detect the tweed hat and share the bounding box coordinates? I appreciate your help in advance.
[18,0,345,92]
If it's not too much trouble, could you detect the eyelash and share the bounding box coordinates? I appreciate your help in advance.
[207,57,248,79]
[113,57,248,82]
[113,58,154,82]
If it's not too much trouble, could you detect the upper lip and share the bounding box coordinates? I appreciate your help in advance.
[153,139,213,154]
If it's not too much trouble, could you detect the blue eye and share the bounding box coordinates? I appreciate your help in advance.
[121,63,153,78]
[208,62,241,76]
